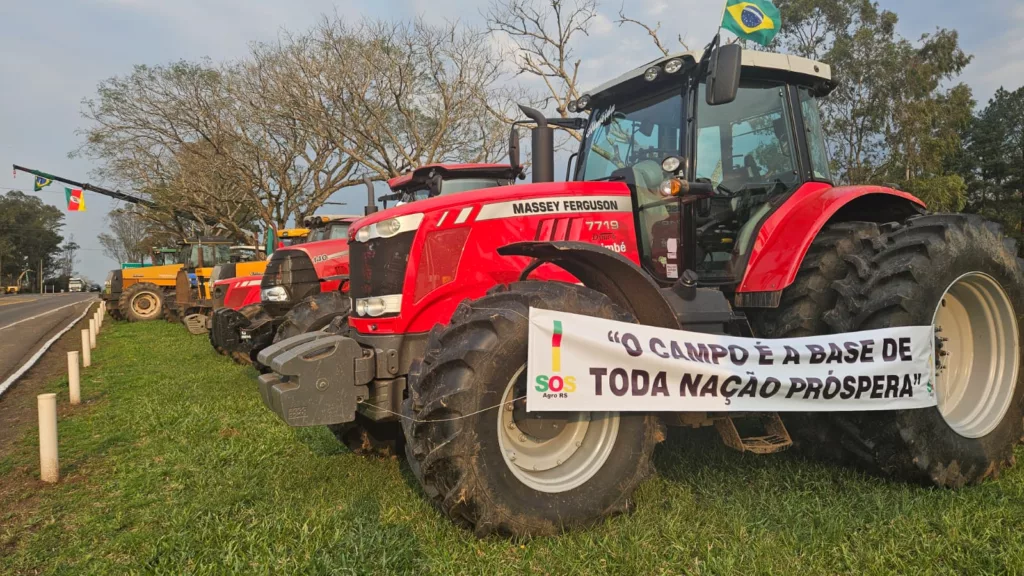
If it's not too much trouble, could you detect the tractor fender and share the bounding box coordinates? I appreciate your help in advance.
[497,241,679,329]
[737,184,925,298]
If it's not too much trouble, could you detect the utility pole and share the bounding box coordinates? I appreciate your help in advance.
[39,259,43,294]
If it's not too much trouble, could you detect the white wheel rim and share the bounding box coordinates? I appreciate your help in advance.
[131,292,160,319]
[496,364,619,493]
[933,272,1019,438]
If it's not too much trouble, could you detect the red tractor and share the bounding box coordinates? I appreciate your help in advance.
[210,163,518,365]
[257,44,1024,537]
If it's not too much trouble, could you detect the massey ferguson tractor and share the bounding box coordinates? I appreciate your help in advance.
[256,44,1024,537]
[209,164,517,365]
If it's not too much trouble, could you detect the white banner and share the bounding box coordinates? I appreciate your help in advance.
[526,308,936,412]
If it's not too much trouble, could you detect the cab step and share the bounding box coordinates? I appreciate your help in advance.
[714,413,792,454]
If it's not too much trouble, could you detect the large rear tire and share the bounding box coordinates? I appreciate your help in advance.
[748,221,882,459]
[118,283,165,322]
[821,215,1024,487]
[403,281,663,537]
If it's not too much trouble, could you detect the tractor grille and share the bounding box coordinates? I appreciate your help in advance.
[261,250,319,316]
[349,231,416,300]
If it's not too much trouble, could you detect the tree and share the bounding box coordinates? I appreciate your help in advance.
[57,235,79,279]
[76,17,516,231]
[958,87,1024,247]
[775,0,974,210]
[97,208,152,264]
[278,17,515,196]
[485,0,597,125]
[0,192,65,289]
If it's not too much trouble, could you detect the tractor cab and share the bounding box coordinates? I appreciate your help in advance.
[303,215,359,243]
[381,164,516,207]
[571,47,836,288]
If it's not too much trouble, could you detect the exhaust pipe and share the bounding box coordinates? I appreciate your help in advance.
[363,176,377,216]
[517,105,554,184]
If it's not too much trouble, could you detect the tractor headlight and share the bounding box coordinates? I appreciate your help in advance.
[659,179,682,197]
[567,99,578,113]
[664,58,683,74]
[355,298,368,316]
[644,66,660,81]
[377,218,402,237]
[575,94,590,110]
[364,297,388,317]
[356,228,371,242]
[661,156,681,173]
[261,286,289,302]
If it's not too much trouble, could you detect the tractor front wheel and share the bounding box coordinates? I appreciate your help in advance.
[403,281,663,537]
[118,283,165,322]
[823,215,1024,487]
[272,291,350,343]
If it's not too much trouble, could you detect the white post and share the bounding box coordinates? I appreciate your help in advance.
[81,329,91,367]
[68,351,81,405]
[89,319,97,349]
[37,393,59,483]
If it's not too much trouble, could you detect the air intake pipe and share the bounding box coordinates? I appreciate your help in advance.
[363,176,377,216]
[517,105,554,183]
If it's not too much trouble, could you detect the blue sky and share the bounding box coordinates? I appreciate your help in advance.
[1,0,1020,281]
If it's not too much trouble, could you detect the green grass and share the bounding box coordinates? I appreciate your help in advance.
[3,321,1024,574]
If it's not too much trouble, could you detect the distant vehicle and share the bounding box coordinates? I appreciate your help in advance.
[68,278,86,293]
[90,284,102,292]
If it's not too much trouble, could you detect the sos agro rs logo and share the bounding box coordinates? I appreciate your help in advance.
[534,319,577,398]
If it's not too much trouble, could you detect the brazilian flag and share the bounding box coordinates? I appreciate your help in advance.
[33,176,52,191]
[721,0,781,47]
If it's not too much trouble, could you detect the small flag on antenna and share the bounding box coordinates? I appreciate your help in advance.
[34,176,53,191]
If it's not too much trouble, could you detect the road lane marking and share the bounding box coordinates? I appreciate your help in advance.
[0,300,95,398]
[0,297,97,332]
[0,298,39,307]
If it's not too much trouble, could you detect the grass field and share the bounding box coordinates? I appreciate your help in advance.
[2,320,1024,574]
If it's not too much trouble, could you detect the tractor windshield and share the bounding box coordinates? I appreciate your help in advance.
[186,244,233,268]
[578,89,683,184]
[307,222,351,242]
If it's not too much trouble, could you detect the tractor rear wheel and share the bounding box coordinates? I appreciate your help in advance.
[118,283,165,322]
[748,221,882,459]
[821,215,1024,486]
[403,281,663,537]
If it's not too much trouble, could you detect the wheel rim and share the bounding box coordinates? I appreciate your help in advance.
[933,272,1019,438]
[131,292,160,319]
[496,364,619,493]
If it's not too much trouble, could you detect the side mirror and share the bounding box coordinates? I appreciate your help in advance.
[508,127,521,173]
[706,43,742,106]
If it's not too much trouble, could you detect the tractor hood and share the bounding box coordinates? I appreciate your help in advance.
[349,180,633,238]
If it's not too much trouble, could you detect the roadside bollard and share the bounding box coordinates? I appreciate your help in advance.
[38,393,59,483]
[81,329,91,368]
[89,319,97,349]
[68,351,81,405]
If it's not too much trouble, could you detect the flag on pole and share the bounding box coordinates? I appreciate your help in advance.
[33,176,53,191]
[65,187,86,212]
[721,0,781,47]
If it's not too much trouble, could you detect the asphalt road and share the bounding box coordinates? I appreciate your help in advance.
[0,293,97,390]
